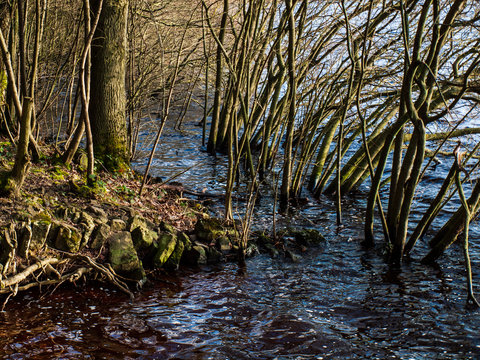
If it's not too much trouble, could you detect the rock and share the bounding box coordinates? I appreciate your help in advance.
[131,225,158,252]
[108,231,145,281]
[110,219,127,232]
[128,214,148,232]
[152,233,177,268]
[245,241,259,258]
[263,242,280,258]
[53,223,82,253]
[178,232,192,251]
[164,238,185,271]
[206,246,222,263]
[289,228,325,246]
[159,221,176,235]
[285,248,301,262]
[30,219,52,251]
[182,244,207,266]
[78,153,88,171]
[216,236,231,252]
[86,205,109,224]
[195,217,238,243]
[90,223,111,250]
[77,211,95,249]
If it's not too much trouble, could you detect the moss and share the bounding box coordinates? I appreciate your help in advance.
[153,233,177,268]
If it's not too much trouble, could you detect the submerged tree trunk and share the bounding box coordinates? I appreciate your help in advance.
[89,0,129,172]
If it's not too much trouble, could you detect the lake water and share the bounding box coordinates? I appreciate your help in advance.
[1,116,479,359]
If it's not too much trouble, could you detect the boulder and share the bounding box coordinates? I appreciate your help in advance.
[195,217,238,243]
[182,244,207,266]
[152,233,177,268]
[164,238,185,271]
[90,223,111,250]
[216,236,231,252]
[30,219,52,251]
[288,228,325,246]
[108,231,145,281]
[53,223,82,253]
[128,214,148,232]
[131,225,158,252]
[110,219,127,232]
[206,246,222,263]
[159,221,177,235]
[77,211,95,249]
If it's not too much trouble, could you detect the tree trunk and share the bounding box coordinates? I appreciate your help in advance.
[89,0,129,172]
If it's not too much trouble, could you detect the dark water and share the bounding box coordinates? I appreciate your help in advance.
[1,117,480,359]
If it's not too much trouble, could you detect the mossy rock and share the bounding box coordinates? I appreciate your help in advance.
[108,231,145,281]
[128,215,148,232]
[152,232,177,268]
[216,236,231,252]
[159,221,177,235]
[287,228,325,246]
[110,219,127,232]
[164,238,185,271]
[90,223,111,250]
[53,223,82,253]
[195,218,238,243]
[30,219,52,251]
[131,225,158,253]
[206,246,222,264]
[182,244,208,266]
[76,211,96,249]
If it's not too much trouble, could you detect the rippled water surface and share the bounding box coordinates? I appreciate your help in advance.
[1,236,479,359]
[1,117,479,359]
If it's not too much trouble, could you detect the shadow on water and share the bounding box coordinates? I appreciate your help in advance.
[1,118,479,359]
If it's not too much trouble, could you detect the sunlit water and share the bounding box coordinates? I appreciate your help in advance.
[1,116,479,359]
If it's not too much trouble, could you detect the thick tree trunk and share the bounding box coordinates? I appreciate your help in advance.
[89,0,129,172]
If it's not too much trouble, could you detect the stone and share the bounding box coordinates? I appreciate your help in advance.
[54,223,82,253]
[178,232,192,251]
[216,236,231,252]
[164,238,185,271]
[110,219,127,232]
[90,223,111,250]
[245,241,259,258]
[159,221,177,235]
[86,205,109,224]
[182,244,207,266]
[195,217,224,242]
[289,228,325,246]
[108,231,145,281]
[77,211,95,249]
[285,248,301,262]
[30,219,51,251]
[206,246,222,263]
[78,153,88,171]
[152,233,177,268]
[128,214,148,232]
[131,225,158,252]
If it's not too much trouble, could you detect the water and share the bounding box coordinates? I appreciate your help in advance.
[1,117,479,359]
[1,234,479,358]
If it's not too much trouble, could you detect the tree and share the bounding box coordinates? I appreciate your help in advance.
[89,0,129,172]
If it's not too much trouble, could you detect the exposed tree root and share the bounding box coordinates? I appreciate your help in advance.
[0,250,134,302]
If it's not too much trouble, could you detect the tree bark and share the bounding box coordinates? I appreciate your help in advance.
[89,0,129,172]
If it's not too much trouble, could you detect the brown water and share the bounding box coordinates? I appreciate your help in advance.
[1,216,479,359]
[1,118,479,359]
